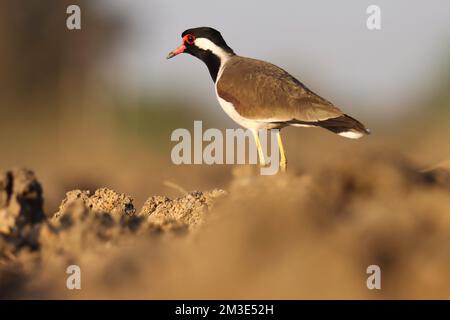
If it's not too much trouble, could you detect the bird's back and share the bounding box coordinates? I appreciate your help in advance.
[217,56,344,123]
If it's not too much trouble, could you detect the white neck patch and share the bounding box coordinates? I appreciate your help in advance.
[194,38,232,66]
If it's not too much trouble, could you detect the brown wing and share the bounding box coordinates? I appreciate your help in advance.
[217,56,344,122]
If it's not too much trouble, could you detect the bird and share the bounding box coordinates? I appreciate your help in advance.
[166,27,370,172]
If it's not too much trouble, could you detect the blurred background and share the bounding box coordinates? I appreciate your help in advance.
[0,0,449,212]
[1,0,450,300]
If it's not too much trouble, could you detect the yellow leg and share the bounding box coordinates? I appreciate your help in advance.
[276,130,287,172]
[252,129,267,167]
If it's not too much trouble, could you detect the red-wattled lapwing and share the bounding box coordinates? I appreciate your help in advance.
[167,27,370,172]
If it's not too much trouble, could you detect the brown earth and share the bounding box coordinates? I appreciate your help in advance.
[0,152,450,299]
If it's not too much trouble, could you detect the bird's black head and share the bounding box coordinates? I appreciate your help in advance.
[166,27,235,82]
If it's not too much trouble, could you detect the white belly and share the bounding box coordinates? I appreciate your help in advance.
[216,96,272,129]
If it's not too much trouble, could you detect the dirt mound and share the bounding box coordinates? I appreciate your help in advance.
[141,189,226,232]
[55,188,136,219]
[0,168,45,233]
[0,154,449,299]
[0,168,44,257]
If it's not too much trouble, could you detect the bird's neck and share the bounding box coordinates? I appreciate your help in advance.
[200,51,235,82]
[190,38,235,82]
[202,53,222,83]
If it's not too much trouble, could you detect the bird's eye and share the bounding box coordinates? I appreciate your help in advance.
[185,34,195,45]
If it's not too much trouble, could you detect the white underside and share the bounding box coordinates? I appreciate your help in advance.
[216,96,281,129]
[290,123,315,128]
[215,95,365,139]
[337,131,364,139]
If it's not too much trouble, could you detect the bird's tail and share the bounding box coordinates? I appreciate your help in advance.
[317,114,370,139]
[288,114,370,139]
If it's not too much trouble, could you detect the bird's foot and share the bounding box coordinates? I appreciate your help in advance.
[280,160,287,173]
[259,161,269,168]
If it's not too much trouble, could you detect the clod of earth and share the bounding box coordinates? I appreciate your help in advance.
[140,189,227,232]
[0,168,45,253]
